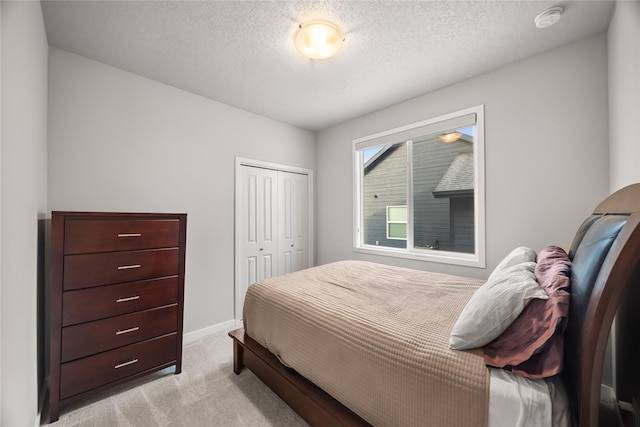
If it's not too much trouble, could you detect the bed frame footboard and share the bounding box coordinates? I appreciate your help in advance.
[228,328,371,427]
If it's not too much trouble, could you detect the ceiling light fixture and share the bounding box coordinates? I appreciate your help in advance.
[439,132,463,143]
[534,6,563,29]
[294,21,344,60]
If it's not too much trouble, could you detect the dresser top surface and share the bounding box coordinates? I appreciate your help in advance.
[52,211,187,219]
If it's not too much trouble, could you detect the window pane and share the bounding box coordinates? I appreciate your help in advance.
[362,142,407,249]
[413,126,475,253]
[387,206,407,222]
[388,223,407,239]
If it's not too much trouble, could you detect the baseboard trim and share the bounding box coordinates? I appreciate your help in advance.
[183,319,241,345]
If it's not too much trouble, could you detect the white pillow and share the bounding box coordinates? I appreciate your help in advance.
[487,246,537,282]
[450,261,547,350]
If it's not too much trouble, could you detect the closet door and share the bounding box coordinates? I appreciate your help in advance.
[237,166,278,312]
[278,171,309,275]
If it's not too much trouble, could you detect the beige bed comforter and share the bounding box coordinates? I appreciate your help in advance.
[243,260,490,427]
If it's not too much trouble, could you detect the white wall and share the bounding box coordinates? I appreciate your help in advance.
[1,1,49,425]
[608,0,640,192]
[316,34,610,279]
[47,48,316,335]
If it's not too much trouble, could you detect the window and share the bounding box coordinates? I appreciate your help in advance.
[353,105,485,267]
[387,206,407,240]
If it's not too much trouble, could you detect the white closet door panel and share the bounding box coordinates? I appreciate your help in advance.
[282,178,292,240]
[263,254,275,279]
[246,175,257,243]
[261,175,276,243]
[278,172,308,275]
[246,257,257,288]
[294,249,305,272]
[257,172,278,271]
[282,251,292,274]
[294,174,308,271]
[238,166,278,312]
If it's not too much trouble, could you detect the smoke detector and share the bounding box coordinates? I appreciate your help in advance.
[534,6,563,29]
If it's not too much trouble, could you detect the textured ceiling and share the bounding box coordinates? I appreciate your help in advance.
[41,1,615,132]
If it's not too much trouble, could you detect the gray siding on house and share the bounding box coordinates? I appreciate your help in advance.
[362,135,474,253]
[451,197,474,252]
[363,144,407,248]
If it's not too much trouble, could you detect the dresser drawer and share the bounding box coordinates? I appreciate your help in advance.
[60,333,177,400]
[64,219,180,254]
[63,248,179,290]
[61,305,177,363]
[62,276,178,326]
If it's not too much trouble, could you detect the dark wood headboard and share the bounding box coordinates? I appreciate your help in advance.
[564,183,640,426]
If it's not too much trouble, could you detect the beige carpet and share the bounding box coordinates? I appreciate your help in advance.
[47,330,308,426]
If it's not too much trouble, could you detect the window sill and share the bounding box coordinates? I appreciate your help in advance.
[354,245,485,268]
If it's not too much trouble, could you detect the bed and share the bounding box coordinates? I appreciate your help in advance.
[230,183,640,427]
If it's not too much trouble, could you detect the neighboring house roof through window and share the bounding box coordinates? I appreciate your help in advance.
[363,144,393,172]
[433,150,474,198]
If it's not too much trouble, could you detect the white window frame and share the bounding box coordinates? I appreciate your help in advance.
[352,105,485,268]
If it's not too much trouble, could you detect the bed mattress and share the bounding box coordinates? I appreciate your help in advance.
[243,260,568,427]
[244,260,489,426]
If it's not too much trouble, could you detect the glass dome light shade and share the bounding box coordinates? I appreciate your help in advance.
[294,21,344,60]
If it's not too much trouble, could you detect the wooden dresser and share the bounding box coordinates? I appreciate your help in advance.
[48,211,187,422]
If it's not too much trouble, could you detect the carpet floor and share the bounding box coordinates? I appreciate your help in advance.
[46,330,308,426]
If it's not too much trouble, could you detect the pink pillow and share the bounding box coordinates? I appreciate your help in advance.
[484,246,571,378]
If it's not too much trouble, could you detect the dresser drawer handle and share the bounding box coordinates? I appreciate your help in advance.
[116,295,140,303]
[115,326,140,335]
[117,264,141,270]
[118,233,142,238]
[114,358,139,369]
